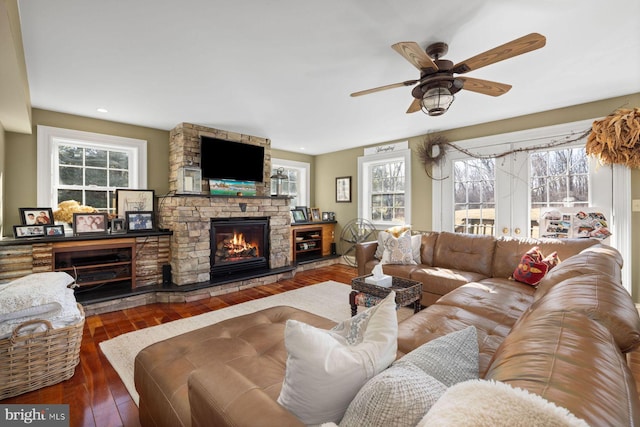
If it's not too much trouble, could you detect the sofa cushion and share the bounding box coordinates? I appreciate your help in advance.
[527,273,640,352]
[432,231,496,277]
[340,326,478,427]
[419,232,439,266]
[492,237,599,279]
[486,310,640,427]
[409,267,488,297]
[277,292,397,424]
[534,243,622,301]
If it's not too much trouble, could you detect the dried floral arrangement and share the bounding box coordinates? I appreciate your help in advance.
[53,200,98,223]
[586,108,640,168]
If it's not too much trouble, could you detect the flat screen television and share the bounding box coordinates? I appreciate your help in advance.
[200,136,265,182]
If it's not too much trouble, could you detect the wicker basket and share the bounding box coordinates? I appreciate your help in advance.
[351,274,422,306]
[0,304,84,400]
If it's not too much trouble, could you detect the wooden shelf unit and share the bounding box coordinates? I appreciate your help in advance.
[52,238,136,288]
[291,222,335,263]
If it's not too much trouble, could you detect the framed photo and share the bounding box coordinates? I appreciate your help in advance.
[73,213,108,235]
[126,211,155,231]
[116,189,155,217]
[336,176,352,203]
[44,224,65,237]
[291,208,307,223]
[295,206,309,221]
[19,208,54,225]
[110,218,127,234]
[13,225,45,238]
[310,207,321,222]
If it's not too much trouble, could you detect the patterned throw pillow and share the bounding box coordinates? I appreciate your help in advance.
[381,233,417,265]
[513,246,552,286]
[374,225,411,259]
[339,326,479,427]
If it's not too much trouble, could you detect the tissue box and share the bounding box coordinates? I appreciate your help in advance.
[365,274,393,288]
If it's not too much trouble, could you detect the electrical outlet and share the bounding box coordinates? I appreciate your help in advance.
[633,199,640,212]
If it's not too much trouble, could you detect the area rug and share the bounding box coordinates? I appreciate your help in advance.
[99,280,413,404]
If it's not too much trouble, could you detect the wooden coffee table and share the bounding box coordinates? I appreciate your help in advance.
[349,274,422,316]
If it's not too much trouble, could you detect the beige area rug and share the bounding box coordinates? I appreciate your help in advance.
[99,280,413,404]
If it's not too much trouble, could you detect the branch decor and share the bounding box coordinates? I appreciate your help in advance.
[586,108,640,168]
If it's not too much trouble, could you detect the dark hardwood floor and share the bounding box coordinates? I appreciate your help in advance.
[0,264,358,427]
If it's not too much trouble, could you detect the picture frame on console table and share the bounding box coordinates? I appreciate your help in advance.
[44,224,65,237]
[73,213,108,235]
[116,189,155,217]
[126,211,155,232]
[310,207,321,222]
[19,207,54,225]
[13,225,45,238]
[291,208,307,223]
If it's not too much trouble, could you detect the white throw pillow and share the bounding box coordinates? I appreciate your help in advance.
[381,233,416,265]
[411,234,422,264]
[277,291,398,425]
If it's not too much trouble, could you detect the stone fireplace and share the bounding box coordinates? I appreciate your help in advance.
[158,123,292,286]
[210,216,269,277]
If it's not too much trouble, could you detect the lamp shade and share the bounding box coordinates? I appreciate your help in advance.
[421,87,455,116]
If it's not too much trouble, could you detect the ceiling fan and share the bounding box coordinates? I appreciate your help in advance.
[350,33,546,116]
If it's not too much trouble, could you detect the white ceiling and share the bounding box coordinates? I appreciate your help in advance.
[17,0,640,155]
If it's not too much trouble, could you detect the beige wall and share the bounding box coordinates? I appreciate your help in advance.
[3,109,169,230]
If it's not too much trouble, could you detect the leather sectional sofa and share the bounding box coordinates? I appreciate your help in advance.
[134,232,640,426]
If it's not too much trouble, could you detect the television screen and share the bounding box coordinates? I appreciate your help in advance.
[200,136,265,182]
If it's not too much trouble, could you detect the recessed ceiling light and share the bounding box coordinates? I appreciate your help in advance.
[97,107,108,113]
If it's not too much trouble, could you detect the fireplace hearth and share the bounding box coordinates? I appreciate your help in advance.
[210,217,269,279]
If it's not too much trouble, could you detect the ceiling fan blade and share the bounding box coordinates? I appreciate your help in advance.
[350,80,418,97]
[392,42,439,73]
[452,33,546,74]
[406,98,422,114]
[459,77,512,96]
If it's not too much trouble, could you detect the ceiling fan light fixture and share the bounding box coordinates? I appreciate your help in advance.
[421,87,454,116]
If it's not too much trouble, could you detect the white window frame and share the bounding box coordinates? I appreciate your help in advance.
[358,147,412,228]
[37,125,147,207]
[271,158,310,207]
[432,118,631,293]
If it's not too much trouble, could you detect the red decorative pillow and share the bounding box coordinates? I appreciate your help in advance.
[512,246,549,286]
[542,251,559,271]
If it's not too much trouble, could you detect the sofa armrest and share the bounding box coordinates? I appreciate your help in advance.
[355,241,379,276]
[189,362,304,427]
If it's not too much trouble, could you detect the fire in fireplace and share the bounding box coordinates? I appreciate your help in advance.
[210,217,269,278]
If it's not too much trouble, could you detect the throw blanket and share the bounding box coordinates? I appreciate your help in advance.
[0,272,83,338]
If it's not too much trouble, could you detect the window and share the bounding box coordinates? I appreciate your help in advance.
[271,159,310,207]
[358,146,411,227]
[433,118,631,292]
[454,158,495,235]
[37,126,147,213]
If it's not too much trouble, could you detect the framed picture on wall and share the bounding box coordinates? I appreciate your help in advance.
[336,176,351,203]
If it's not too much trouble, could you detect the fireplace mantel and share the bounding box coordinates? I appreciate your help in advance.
[158,195,291,286]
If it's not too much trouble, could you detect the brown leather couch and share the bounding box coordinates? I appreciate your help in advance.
[134,234,640,426]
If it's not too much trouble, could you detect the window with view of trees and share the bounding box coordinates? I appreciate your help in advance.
[358,147,412,227]
[454,158,495,235]
[37,126,147,212]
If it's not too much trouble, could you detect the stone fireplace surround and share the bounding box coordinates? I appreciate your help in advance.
[159,123,293,286]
